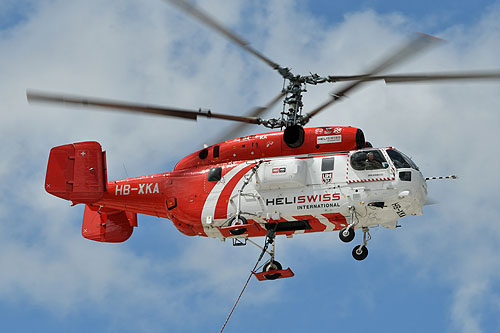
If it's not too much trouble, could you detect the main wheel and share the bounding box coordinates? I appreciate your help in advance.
[339,227,355,243]
[352,245,368,261]
[262,260,283,280]
[229,215,247,235]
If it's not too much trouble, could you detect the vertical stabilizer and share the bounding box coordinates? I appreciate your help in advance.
[45,141,107,204]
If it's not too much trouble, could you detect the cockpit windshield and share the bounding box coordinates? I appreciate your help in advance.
[386,149,419,170]
[351,150,388,171]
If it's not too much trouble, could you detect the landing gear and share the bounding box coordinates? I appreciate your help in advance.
[352,245,368,260]
[262,260,283,280]
[340,206,357,243]
[339,227,355,243]
[229,161,263,237]
[351,227,371,261]
[340,207,371,261]
[248,225,294,281]
[229,215,247,235]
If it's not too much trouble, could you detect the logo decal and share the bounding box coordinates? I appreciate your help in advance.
[115,183,159,196]
[272,167,286,174]
[317,135,342,144]
[322,172,333,184]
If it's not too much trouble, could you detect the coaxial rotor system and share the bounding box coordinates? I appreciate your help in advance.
[27,0,500,144]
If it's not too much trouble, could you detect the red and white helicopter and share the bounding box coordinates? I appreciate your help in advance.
[28,0,500,281]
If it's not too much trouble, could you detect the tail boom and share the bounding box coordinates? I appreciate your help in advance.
[45,141,176,242]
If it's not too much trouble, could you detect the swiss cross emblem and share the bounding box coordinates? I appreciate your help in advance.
[322,172,333,184]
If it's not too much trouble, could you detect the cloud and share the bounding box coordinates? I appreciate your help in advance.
[1,0,500,331]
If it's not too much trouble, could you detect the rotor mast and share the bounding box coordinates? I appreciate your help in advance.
[266,68,332,129]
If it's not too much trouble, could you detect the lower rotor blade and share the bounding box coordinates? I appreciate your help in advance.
[212,91,286,143]
[27,90,197,120]
[248,90,286,118]
[27,90,261,124]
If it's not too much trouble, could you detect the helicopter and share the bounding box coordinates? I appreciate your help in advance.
[28,0,500,281]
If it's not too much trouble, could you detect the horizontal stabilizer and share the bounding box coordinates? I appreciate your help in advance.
[82,205,137,243]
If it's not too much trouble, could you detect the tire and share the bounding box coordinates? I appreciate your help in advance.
[229,215,247,236]
[263,260,283,280]
[352,245,368,261]
[339,227,355,243]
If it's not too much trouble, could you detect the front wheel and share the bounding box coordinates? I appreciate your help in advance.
[339,227,355,243]
[352,245,368,261]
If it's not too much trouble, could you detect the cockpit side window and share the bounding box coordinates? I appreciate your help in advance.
[386,149,419,170]
[351,150,388,171]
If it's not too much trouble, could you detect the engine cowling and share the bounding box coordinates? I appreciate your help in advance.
[283,125,305,148]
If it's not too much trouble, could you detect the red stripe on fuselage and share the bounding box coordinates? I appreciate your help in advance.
[321,213,347,231]
[292,215,327,233]
[214,163,256,219]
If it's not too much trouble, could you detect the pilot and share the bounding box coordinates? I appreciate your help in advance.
[365,152,382,170]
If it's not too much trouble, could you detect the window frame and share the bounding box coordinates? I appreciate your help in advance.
[350,150,389,171]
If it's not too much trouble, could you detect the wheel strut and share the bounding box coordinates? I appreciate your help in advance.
[352,227,371,261]
[339,206,357,243]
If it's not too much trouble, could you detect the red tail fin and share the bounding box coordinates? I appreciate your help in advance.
[45,141,107,204]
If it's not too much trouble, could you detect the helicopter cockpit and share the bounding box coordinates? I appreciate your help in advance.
[386,148,421,183]
[350,148,420,172]
[385,148,419,170]
[347,147,424,187]
[347,148,426,221]
[350,150,389,171]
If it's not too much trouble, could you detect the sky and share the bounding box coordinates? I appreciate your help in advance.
[1,0,500,332]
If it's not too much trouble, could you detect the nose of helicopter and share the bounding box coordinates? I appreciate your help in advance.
[406,170,427,215]
[395,169,427,216]
[415,171,427,206]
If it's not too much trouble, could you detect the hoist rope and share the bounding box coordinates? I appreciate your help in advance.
[220,241,269,332]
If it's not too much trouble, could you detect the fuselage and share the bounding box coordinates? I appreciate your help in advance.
[98,144,426,239]
[45,126,426,242]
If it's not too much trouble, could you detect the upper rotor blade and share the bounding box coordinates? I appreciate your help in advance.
[328,71,500,83]
[381,71,500,83]
[164,0,280,70]
[27,90,261,124]
[305,33,443,120]
[362,33,443,75]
